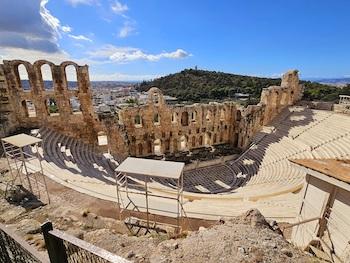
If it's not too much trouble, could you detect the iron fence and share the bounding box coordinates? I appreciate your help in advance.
[41,222,130,263]
[0,222,48,263]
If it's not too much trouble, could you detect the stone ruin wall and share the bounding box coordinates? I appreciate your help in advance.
[0,60,100,145]
[0,59,303,160]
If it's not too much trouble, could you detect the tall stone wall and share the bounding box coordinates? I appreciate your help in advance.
[0,60,100,145]
[0,59,303,160]
[116,87,238,157]
[260,70,303,125]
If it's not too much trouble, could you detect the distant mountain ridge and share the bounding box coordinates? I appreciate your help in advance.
[307,78,350,86]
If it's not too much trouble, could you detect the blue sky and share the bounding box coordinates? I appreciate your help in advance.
[0,0,350,80]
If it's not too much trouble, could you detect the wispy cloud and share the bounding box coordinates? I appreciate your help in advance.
[87,45,191,63]
[111,0,128,15]
[118,21,136,38]
[61,25,72,33]
[66,0,98,7]
[68,34,93,42]
[91,72,161,81]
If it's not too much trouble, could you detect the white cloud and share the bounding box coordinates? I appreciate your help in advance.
[118,21,136,38]
[68,34,93,42]
[66,0,97,7]
[0,47,71,77]
[111,1,128,15]
[91,72,160,81]
[87,45,191,63]
[61,25,72,33]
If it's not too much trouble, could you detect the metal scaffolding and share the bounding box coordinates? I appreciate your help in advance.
[115,157,185,235]
[1,133,50,203]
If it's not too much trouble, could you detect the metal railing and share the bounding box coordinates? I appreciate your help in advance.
[41,222,130,263]
[0,222,48,263]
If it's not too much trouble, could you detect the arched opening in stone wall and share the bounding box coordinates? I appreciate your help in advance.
[153,113,160,125]
[173,139,178,152]
[220,132,224,142]
[236,111,241,121]
[134,114,142,127]
[198,135,203,146]
[70,96,82,114]
[147,141,152,154]
[180,135,188,151]
[21,100,37,118]
[181,112,189,126]
[97,132,108,146]
[191,111,197,122]
[165,139,170,152]
[204,132,211,146]
[220,108,226,120]
[152,93,159,104]
[213,134,217,144]
[41,64,54,90]
[138,143,143,156]
[191,136,196,148]
[47,98,59,116]
[153,139,162,155]
[171,112,178,123]
[65,65,78,90]
[233,133,238,147]
[206,110,212,122]
[18,64,31,92]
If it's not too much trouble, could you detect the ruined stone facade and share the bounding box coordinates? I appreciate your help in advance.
[0,60,303,160]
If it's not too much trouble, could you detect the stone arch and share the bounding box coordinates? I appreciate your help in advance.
[165,139,170,152]
[179,135,188,151]
[46,97,59,116]
[134,114,142,126]
[190,111,197,122]
[191,136,196,148]
[173,138,178,152]
[70,96,82,114]
[236,110,241,121]
[181,112,189,126]
[40,63,54,90]
[21,100,29,117]
[138,143,143,156]
[220,132,224,142]
[153,113,160,124]
[198,135,203,146]
[147,141,152,154]
[17,64,31,92]
[64,64,78,90]
[220,108,226,120]
[204,132,211,146]
[154,139,162,155]
[7,60,34,91]
[206,109,212,121]
[171,112,178,123]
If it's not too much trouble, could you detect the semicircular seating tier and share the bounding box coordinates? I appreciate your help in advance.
[24,106,350,200]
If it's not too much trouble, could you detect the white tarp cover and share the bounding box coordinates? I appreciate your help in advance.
[116,157,184,179]
[1,133,42,148]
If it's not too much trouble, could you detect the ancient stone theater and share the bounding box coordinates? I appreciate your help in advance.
[1,59,350,221]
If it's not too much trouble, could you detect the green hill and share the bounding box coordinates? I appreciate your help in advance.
[137,68,350,103]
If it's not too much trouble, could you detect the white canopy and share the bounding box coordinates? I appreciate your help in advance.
[116,157,184,179]
[1,133,42,148]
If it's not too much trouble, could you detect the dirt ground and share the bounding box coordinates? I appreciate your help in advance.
[0,159,322,263]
